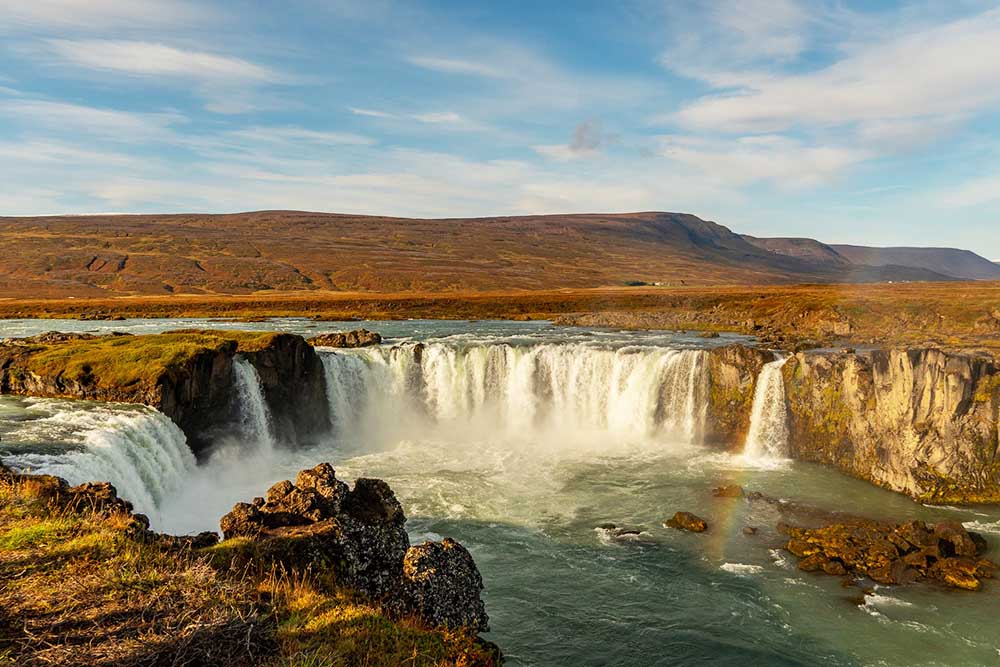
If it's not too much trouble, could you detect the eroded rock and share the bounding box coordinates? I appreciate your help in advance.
[218,463,490,632]
[664,511,708,533]
[396,538,489,632]
[783,518,995,590]
[308,329,382,348]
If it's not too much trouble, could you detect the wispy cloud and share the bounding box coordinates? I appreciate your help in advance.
[406,56,506,78]
[534,120,610,161]
[0,99,183,141]
[0,0,210,32]
[666,7,1000,134]
[226,126,375,147]
[37,39,291,113]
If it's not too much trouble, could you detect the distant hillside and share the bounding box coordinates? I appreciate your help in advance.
[832,245,1000,281]
[0,211,969,298]
[741,236,956,282]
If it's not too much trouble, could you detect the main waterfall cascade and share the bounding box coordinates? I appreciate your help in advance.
[743,357,791,460]
[319,342,710,451]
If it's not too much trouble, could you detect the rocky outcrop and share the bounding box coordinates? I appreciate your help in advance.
[664,511,708,533]
[782,348,1000,503]
[0,331,330,454]
[219,463,490,632]
[705,345,771,448]
[783,518,995,590]
[308,329,382,348]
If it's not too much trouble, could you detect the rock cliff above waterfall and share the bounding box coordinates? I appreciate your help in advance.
[781,348,1000,503]
[0,330,330,453]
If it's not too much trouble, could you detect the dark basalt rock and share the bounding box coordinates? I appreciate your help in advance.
[308,329,382,348]
[783,518,996,590]
[218,463,490,630]
[396,538,489,633]
[664,511,708,533]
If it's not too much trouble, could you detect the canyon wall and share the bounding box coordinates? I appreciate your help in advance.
[781,348,1000,503]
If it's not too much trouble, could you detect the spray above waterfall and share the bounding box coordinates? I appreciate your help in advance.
[743,357,791,461]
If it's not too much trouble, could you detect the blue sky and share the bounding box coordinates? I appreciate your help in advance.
[1,1,999,254]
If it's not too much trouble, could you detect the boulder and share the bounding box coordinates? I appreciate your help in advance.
[308,329,382,348]
[397,538,489,632]
[217,463,489,631]
[712,484,744,498]
[782,517,996,590]
[664,511,708,533]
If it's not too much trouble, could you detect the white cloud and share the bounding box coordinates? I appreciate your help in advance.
[35,40,290,113]
[406,56,505,78]
[0,99,183,141]
[412,111,464,124]
[349,107,395,118]
[668,8,1000,133]
[226,126,375,147]
[657,134,868,188]
[44,40,283,83]
[933,175,1000,208]
[0,0,208,32]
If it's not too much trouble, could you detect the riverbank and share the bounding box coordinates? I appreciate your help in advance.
[2,282,999,355]
[0,463,500,666]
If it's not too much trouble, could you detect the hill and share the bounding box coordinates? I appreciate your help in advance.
[0,211,970,298]
[831,245,1000,281]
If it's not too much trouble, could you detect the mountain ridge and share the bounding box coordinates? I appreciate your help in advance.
[0,210,988,297]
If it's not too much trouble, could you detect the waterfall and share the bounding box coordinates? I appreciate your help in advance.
[743,358,790,460]
[320,343,709,449]
[5,407,196,520]
[232,357,276,453]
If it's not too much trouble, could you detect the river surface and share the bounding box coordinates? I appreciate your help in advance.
[2,318,999,666]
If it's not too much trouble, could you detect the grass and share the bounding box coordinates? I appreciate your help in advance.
[0,473,500,666]
[15,330,281,391]
[4,282,999,354]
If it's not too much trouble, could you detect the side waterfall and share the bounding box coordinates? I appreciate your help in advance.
[320,343,709,448]
[232,357,276,453]
[6,407,196,520]
[743,357,790,459]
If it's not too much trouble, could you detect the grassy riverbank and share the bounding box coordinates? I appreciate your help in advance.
[2,282,998,354]
[0,471,498,666]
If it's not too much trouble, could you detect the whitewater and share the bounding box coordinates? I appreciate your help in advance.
[1,318,999,666]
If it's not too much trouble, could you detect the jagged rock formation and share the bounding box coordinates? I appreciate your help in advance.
[219,463,490,632]
[781,349,1000,503]
[783,518,995,590]
[308,329,382,348]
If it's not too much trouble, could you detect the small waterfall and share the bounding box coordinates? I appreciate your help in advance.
[232,357,276,453]
[6,407,196,520]
[743,358,790,459]
[320,343,709,449]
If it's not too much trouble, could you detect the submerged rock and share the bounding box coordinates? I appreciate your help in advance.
[218,463,490,632]
[664,512,708,533]
[308,329,382,348]
[712,484,744,498]
[783,518,995,590]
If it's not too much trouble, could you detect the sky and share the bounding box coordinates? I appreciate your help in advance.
[1,0,999,254]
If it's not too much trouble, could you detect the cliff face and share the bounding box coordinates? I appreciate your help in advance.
[782,349,1000,503]
[705,345,772,448]
[0,332,330,454]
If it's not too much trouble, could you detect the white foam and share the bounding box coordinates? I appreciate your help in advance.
[720,562,764,575]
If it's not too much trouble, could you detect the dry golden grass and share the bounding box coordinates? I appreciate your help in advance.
[2,282,998,353]
[0,474,500,666]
